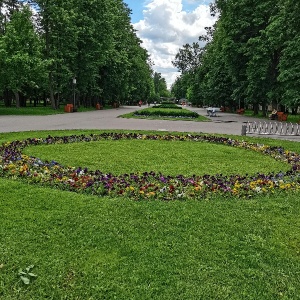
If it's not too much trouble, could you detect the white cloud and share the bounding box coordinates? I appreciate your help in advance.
[132,0,217,89]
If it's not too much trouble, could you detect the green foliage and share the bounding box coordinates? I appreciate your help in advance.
[0,6,47,107]
[153,72,169,98]
[18,265,37,285]
[153,103,181,109]
[161,101,175,104]
[172,42,203,73]
[0,0,155,109]
[277,0,300,107]
[134,107,199,118]
[173,0,300,114]
[170,73,191,101]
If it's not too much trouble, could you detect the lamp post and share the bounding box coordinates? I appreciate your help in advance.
[72,78,76,111]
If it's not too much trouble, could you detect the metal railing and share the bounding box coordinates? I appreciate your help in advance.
[244,121,300,136]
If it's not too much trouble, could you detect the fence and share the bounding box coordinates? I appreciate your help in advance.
[244,121,300,136]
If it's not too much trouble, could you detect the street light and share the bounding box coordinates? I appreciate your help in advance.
[72,78,76,111]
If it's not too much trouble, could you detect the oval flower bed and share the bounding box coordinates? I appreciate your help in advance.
[0,132,300,200]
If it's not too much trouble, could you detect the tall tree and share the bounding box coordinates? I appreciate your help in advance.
[277,0,300,113]
[152,72,168,98]
[1,0,154,108]
[0,5,46,107]
[35,0,78,108]
[172,42,204,74]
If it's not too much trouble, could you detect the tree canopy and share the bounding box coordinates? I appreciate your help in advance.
[0,0,160,108]
[171,0,300,115]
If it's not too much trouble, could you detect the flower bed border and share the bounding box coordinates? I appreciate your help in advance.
[1,132,300,200]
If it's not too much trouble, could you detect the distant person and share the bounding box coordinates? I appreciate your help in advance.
[269,109,278,120]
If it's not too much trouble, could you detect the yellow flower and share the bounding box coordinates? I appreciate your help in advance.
[8,163,15,169]
[234,181,243,189]
[267,181,274,188]
[232,188,239,195]
[125,186,135,192]
[147,192,155,197]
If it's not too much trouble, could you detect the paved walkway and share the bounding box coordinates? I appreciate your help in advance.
[0,105,299,141]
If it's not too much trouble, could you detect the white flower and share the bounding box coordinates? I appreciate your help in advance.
[255,187,262,193]
[160,186,167,193]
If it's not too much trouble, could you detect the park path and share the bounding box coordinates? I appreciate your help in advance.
[0,105,299,142]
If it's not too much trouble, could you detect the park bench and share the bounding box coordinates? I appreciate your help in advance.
[206,107,220,117]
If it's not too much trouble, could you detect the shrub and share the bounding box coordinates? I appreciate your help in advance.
[161,101,174,104]
[135,108,198,118]
[153,103,182,109]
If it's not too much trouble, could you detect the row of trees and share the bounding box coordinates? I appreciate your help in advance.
[171,0,300,115]
[0,0,169,108]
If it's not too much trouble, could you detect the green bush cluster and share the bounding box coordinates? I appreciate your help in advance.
[135,108,199,118]
[161,101,174,104]
[153,103,182,109]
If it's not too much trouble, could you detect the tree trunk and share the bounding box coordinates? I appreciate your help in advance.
[291,107,298,115]
[253,103,259,115]
[13,91,20,108]
[56,93,60,109]
[279,104,286,113]
[20,93,26,107]
[4,89,12,107]
[261,104,267,117]
[49,73,56,109]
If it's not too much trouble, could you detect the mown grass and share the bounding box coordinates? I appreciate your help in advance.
[0,106,65,115]
[24,138,290,176]
[1,179,300,299]
[1,130,300,299]
[0,106,99,115]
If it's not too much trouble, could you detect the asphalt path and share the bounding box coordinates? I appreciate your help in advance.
[0,105,299,142]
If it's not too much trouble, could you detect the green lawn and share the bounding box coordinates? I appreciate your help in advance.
[0,106,99,115]
[1,130,300,299]
[24,139,291,176]
[0,106,65,115]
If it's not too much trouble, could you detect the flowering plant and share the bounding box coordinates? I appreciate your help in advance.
[0,132,299,200]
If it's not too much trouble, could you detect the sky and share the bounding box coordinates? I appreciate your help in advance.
[123,0,217,89]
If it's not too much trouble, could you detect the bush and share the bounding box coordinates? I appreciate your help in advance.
[161,101,175,104]
[135,108,199,118]
[153,103,182,109]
